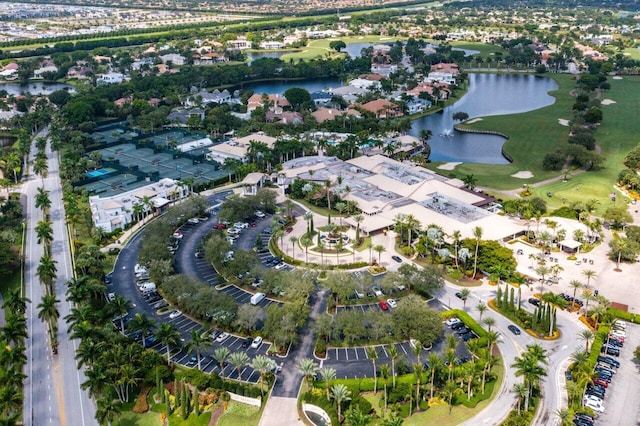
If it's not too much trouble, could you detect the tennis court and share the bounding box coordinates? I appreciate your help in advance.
[86,168,116,178]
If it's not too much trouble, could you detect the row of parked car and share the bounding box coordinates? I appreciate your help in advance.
[444,317,478,342]
[580,319,627,417]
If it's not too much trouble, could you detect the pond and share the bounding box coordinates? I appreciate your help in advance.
[241,78,342,96]
[344,42,479,58]
[410,73,558,164]
[0,82,75,96]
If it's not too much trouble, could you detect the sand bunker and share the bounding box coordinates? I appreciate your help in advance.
[466,118,483,124]
[558,119,570,126]
[601,99,616,105]
[511,171,534,179]
[438,162,462,171]
[613,76,623,80]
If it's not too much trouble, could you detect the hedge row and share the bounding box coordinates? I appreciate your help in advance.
[587,325,610,370]
[608,308,640,324]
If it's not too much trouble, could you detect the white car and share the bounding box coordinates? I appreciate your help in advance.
[169,310,182,319]
[613,320,627,329]
[172,232,183,240]
[583,395,603,405]
[274,262,287,270]
[584,400,604,413]
[188,218,199,224]
[611,329,626,338]
[387,299,398,309]
[372,287,383,296]
[445,318,461,326]
[250,336,263,349]
[255,211,266,218]
[216,332,230,343]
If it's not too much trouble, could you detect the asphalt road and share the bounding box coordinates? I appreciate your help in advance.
[23,129,97,426]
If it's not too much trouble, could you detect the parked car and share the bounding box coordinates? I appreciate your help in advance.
[379,300,389,311]
[528,297,540,306]
[391,255,403,263]
[255,211,266,218]
[169,310,182,319]
[508,325,521,335]
[213,223,226,229]
[445,318,461,326]
[211,329,223,340]
[372,286,383,296]
[597,356,620,368]
[188,218,199,224]
[600,346,620,357]
[250,336,263,349]
[187,356,197,366]
[216,332,230,343]
[386,299,397,309]
[241,337,253,348]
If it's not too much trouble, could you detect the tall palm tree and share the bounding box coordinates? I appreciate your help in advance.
[373,245,386,264]
[476,302,487,321]
[35,220,53,254]
[485,330,499,353]
[289,235,298,259]
[452,230,462,270]
[35,186,51,213]
[512,382,528,415]
[331,383,351,420]
[36,255,57,295]
[250,355,276,397]
[459,288,471,309]
[185,329,212,371]
[319,366,336,401]
[213,347,230,378]
[483,317,496,332]
[324,179,333,223]
[472,226,483,278]
[354,214,364,243]
[297,358,318,392]
[127,313,155,348]
[555,408,572,426]
[567,280,582,311]
[582,269,597,288]
[230,352,249,384]
[37,294,60,342]
[578,328,596,353]
[388,344,398,389]
[366,347,379,394]
[2,289,30,315]
[96,397,121,426]
[109,295,132,335]
[426,352,441,399]
[156,323,181,366]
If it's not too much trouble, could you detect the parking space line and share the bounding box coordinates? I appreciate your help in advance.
[344,348,348,361]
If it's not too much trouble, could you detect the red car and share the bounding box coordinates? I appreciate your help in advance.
[213,223,226,229]
[593,378,609,388]
[608,335,624,343]
[379,300,389,311]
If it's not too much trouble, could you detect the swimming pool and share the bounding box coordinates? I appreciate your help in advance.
[86,168,116,178]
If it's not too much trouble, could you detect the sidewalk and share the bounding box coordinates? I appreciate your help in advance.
[258,397,302,426]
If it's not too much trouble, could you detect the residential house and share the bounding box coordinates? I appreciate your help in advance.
[426,72,456,85]
[430,63,460,77]
[227,37,252,50]
[327,85,368,104]
[371,63,398,76]
[167,108,205,125]
[246,94,290,112]
[97,72,125,85]
[359,100,403,118]
[265,110,304,125]
[67,65,93,79]
[185,89,232,107]
[241,172,266,195]
[349,78,381,90]
[260,41,285,50]
[311,107,361,123]
[114,96,133,107]
[310,91,332,106]
[160,53,186,66]
[192,52,228,65]
[33,61,58,79]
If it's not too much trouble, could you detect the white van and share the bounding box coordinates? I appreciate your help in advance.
[250,292,266,305]
[139,282,156,293]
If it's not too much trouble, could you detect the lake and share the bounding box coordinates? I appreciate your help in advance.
[410,73,558,164]
[0,82,75,96]
[242,78,342,95]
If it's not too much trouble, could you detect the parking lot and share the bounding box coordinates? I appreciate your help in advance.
[218,284,282,309]
[335,302,388,314]
[592,322,640,425]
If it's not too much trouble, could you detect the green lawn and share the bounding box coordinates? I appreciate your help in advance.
[0,269,21,298]
[281,36,405,62]
[216,401,263,426]
[118,411,162,426]
[426,74,640,212]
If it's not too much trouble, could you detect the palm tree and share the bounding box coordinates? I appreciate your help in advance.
[443,379,458,413]
[459,288,471,309]
[331,383,351,420]
[354,214,364,243]
[582,269,597,288]
[230,352,250,384]
[297,358,318,392]
[110,295,132,335]
[555,408,571,426]
[578,328,596,353]
[35,220,53,253]
[388,344,398,389]
[485,330,499,354]
[324,179,333,223]
[289,236,298,259]
[568,280,583,310]
[373,244,386,264]
[35,186,51,213]
[3,289,30,315]
[582,290,596,313]
[250,355,276,397]
[318,366,336,401]
[476,302,487,321]
[483,317,496,332]
[366,347,379,394]
[36,255,57,295]
[156,323,181,366]
[472,226,483,278]
[186,329,212,371]
[512,382,528,415]
[37,294,60,341]
[127,313,155,349]
[213,347,230,378]
[96,398,121,426]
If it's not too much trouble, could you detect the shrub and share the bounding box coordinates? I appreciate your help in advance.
[608,308,640,324]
